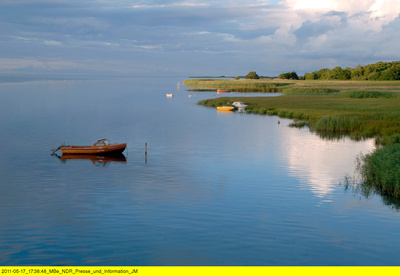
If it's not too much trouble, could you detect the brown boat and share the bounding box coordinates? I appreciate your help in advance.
[217,89,231,93]
[60,139,126,155]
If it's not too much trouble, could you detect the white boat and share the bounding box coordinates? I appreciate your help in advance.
[166,93,173,97]
[232,101,248,108]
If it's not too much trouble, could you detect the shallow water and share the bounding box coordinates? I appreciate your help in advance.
[0,76,399,265]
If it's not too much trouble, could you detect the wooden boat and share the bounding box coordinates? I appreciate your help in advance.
[217,106,234,112]
[60,139,126,155]
[217,89,230,93]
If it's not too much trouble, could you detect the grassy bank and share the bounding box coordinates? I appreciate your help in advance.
[189,78,400,199]
[183,79,292,92]
[198,93,400,143]
[184,78,400,93]
[189,79,400,144]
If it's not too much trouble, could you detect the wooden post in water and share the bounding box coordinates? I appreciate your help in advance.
[145,142,147,164]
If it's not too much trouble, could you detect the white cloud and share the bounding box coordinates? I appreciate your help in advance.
[285,0,400,31]
[43,40,62,46]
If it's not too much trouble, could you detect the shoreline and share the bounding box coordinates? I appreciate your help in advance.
[185,78,400,199]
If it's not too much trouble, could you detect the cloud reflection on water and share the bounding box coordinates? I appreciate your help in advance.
[280,127,375,198]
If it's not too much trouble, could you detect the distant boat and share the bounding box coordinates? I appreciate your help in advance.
[166,93,173,97]
[217,90,230,93]
[217,106,234,112]
[59,139,126,155]
[232,101,248,108]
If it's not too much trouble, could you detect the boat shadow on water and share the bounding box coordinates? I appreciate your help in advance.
[51,153,127,166]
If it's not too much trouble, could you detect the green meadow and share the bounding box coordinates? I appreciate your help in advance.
[186,78,400,198]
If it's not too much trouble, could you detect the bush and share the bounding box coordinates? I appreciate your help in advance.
[279,71,299,80]
[245,71,260,79]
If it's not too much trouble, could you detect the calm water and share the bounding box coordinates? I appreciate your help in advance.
[1,76,399,265]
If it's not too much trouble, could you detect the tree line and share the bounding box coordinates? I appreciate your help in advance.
[278,61,400,80]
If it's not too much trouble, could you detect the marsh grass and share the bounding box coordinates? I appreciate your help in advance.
[339,90,398,98]
[183,79,292,92]
[282,88,340,94]
[357,144,400,198]
[197,94,400,144]
[289,121,308,128]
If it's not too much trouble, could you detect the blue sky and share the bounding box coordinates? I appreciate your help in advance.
[1,0,399,76]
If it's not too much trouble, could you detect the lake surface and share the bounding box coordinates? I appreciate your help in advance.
[1,75,399,266]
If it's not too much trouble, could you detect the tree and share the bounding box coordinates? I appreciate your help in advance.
[330,67,351,80]
[278,71,299,80]
[245,71,260,79]
[304,72,318,80]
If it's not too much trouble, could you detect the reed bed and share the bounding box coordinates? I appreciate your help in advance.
[357,144,400,198]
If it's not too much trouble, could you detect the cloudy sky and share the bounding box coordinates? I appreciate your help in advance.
[1,0,399,76]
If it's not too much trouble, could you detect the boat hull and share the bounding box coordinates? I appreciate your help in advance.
[217,106,234,112]
[217,90,230,93]
[61,143,126,155]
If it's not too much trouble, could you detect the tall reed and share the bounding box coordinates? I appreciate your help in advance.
[357,144,400,198]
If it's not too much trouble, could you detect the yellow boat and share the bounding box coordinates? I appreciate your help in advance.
[217,106,234,112]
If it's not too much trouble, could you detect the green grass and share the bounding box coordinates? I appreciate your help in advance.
[282,88,339,94]
[357,144,400,198]
[183,79,292,92]
[338,90,397,98]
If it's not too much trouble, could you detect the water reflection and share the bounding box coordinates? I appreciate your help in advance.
[312,130,371,142]
[281,126,375,198]
[341,175,400,211]
[52,153,127,166]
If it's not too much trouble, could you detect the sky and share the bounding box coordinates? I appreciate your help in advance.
[1,0,400,76]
